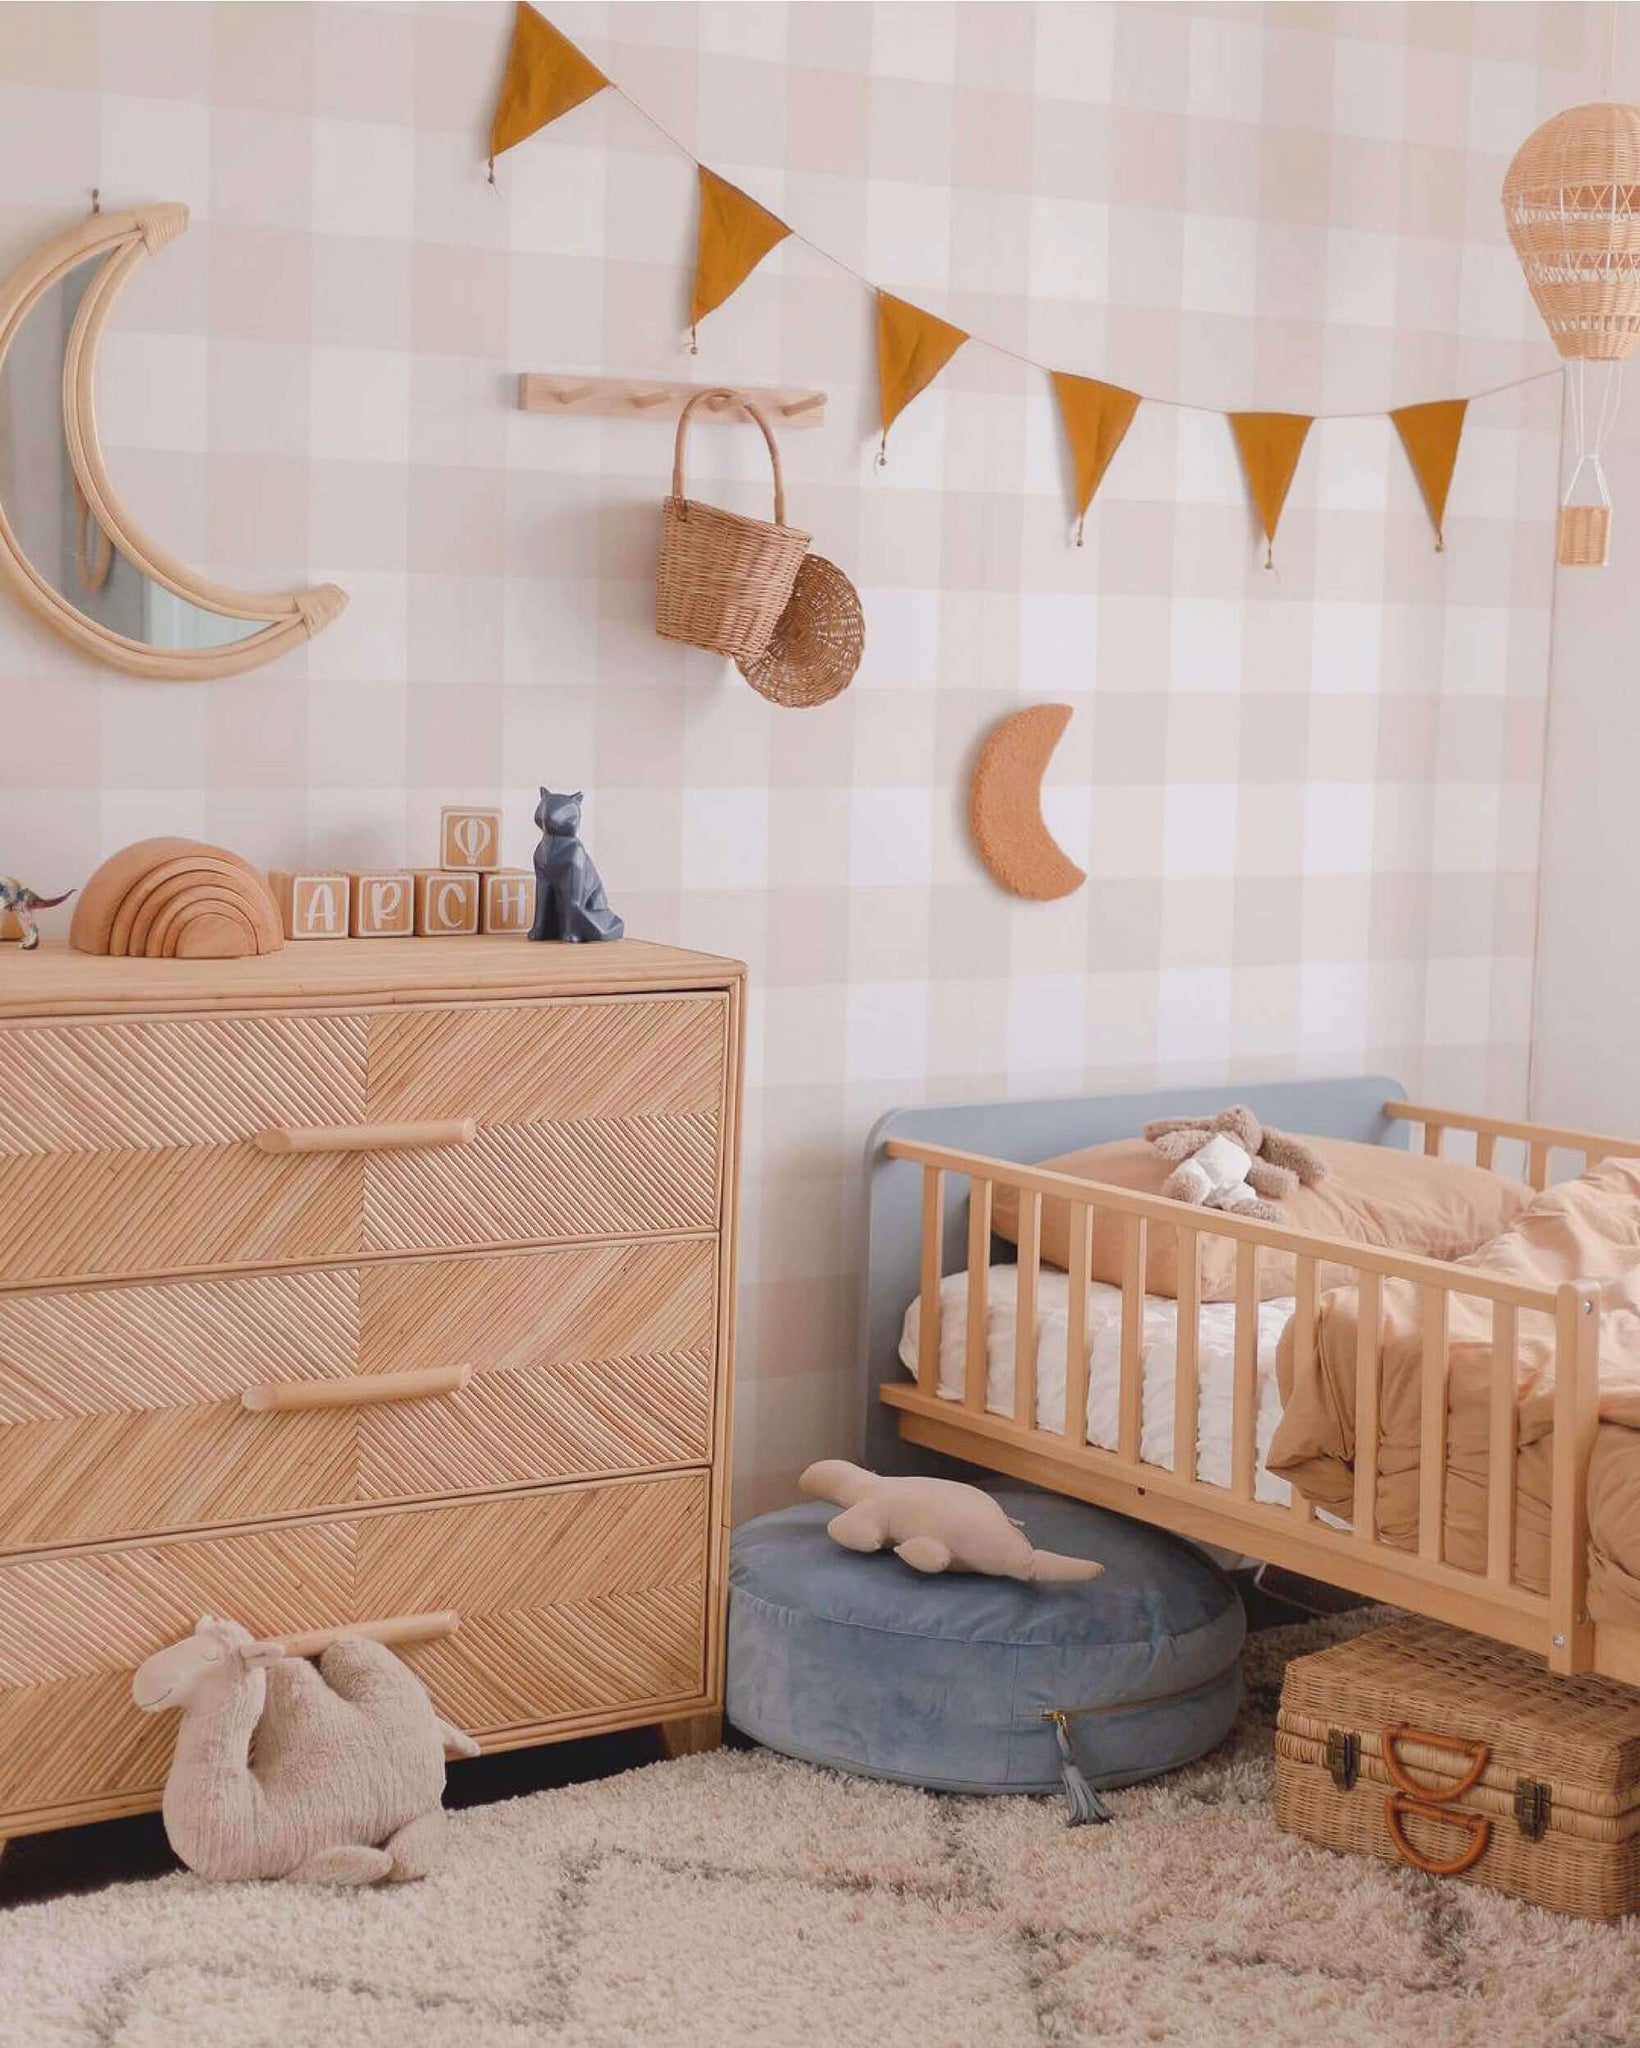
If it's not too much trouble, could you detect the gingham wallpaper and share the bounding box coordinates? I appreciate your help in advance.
[0,2,1606,1511]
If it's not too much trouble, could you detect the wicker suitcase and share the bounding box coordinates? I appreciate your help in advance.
[1275,1617,1640,1920]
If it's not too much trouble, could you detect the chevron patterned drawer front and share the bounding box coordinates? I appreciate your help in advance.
[361,995,730,1253]
[0,1237,720,1551]
[0,1471,711,1824]
[0,1011,370,1285]
[0,938,744,1845]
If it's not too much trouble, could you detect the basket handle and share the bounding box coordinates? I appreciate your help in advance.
[1381,1723,1490,1802]
[1384,1793,1492,1877]
[672,389,786,527]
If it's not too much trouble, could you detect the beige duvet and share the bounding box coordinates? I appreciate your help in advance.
[1267,1156,1640,1630]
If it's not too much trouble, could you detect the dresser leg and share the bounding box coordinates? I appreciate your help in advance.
[659,1711,723,1759]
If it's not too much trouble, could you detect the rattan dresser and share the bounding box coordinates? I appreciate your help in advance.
[0,936,744,1848]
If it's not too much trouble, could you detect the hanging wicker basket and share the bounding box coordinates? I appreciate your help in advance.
[656,390,811,660]
[736,554,864,708]
[1502,102,1640,361]
[1558,502,1612,566]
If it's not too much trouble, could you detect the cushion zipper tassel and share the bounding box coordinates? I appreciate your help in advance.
[1047,1710,1112,1827]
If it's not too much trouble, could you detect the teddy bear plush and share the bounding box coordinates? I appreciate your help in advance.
[1141,1104,1327,1224]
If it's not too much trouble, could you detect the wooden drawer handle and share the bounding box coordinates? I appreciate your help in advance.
[274,1611,460,1660]
[254,1118,476,1155]
[242,1364,474,1414]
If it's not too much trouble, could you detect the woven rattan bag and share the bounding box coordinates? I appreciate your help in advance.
[1275,1617,1640,1921]
[656,391,810,660]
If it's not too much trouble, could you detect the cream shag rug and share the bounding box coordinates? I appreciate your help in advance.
[2,1615,1635,2048]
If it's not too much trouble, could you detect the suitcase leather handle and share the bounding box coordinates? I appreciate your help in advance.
[1381,1722,1491,1801]
[1384,1792,1492,1876]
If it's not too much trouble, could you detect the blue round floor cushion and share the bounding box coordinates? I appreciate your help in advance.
[726,1489,1245,1796]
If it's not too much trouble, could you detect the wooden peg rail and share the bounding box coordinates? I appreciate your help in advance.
[517,374,827,428]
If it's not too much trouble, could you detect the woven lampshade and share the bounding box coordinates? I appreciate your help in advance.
[1502,102,1640,360]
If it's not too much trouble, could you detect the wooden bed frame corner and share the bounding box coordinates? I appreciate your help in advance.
[858,1079,1640,1689]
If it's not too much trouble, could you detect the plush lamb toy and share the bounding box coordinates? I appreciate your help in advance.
[801,1461,1105,1582]
[132,1616,480,1885]
[1141,1104,1327,1224]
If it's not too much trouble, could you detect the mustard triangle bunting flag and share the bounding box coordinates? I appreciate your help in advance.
[1390,398,1469,552]
[1050,373,1141,544]
[488,1,609,178]
[689,168,792,349]
[1229,412,1314,569]
[876,292,968,463]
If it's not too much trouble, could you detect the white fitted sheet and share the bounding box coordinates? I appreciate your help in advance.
[898,1265,1297,1509]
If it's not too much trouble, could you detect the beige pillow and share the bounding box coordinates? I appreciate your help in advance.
[989,1135,1533,1302]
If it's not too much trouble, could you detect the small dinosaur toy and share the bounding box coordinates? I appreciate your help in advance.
[0,877,74,950]
[800,1460,1105,1583]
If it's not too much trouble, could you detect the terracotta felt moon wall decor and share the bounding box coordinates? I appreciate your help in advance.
[968,704,1087,902]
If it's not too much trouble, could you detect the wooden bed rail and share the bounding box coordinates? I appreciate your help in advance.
[882,1134,1604,1678]
[1385,1100,1640,1189]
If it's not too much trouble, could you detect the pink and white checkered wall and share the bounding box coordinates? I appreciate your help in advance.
[0,2,1606,1510]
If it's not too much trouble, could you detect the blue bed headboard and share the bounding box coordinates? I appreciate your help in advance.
[855,1074,1407,1474]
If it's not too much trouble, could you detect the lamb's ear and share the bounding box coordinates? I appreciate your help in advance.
[239,1639,285,1670]
[195,1614,216,1634]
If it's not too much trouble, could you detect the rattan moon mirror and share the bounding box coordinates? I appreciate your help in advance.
[0,203,345,679]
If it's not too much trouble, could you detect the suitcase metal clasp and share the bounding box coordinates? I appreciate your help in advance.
[1325,1727,1360,1792]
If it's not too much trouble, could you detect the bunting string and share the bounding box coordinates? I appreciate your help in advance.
[488,1,1564,560]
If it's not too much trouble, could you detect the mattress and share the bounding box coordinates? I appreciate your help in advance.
[898,1265,1299,1509]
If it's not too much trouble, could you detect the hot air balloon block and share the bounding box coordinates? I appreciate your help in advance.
[71,839,285,958]
[439,806,503,872]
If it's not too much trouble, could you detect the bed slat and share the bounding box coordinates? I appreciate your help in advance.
[918,1167,944,1395]
[1418,1286,1450,1562]
[1423,1123,1444,1159]
[1549,1284,1600,1672]
[1289,1256,1318,1522]
[1013,1190,1040,1431]
[1353,1269,1383,1542]
[1118,1215,1146,1463]
[1064,1203,1092,1448]
[1475,1131,1496,1172]
[1487,1302,1517,1586]
[1232,1240,1258,1501]
[1528,1141,1550,1192]
[964,1177,992,1412]
[1173,1227,1200,1483]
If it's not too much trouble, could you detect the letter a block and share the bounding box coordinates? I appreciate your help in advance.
[440,806,503,872]
[269,871,351,941]
[481,869,535,935]
[413,870,480,936]
[350,871,416,938]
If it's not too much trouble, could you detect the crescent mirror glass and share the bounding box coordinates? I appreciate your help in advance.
[0,205,345,680]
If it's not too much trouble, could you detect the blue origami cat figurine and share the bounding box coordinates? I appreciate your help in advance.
[529,789,624,944]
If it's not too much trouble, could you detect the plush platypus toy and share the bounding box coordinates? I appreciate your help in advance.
[800,1460,1105,1583]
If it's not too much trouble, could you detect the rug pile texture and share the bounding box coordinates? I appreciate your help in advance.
[2,1614,1635,2047]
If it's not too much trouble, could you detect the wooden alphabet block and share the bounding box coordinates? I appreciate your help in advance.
[268,871,351,941]
[481,869,535,936]
[349,871,416,938]
[440,806,503,872]
[413,870,480,936]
